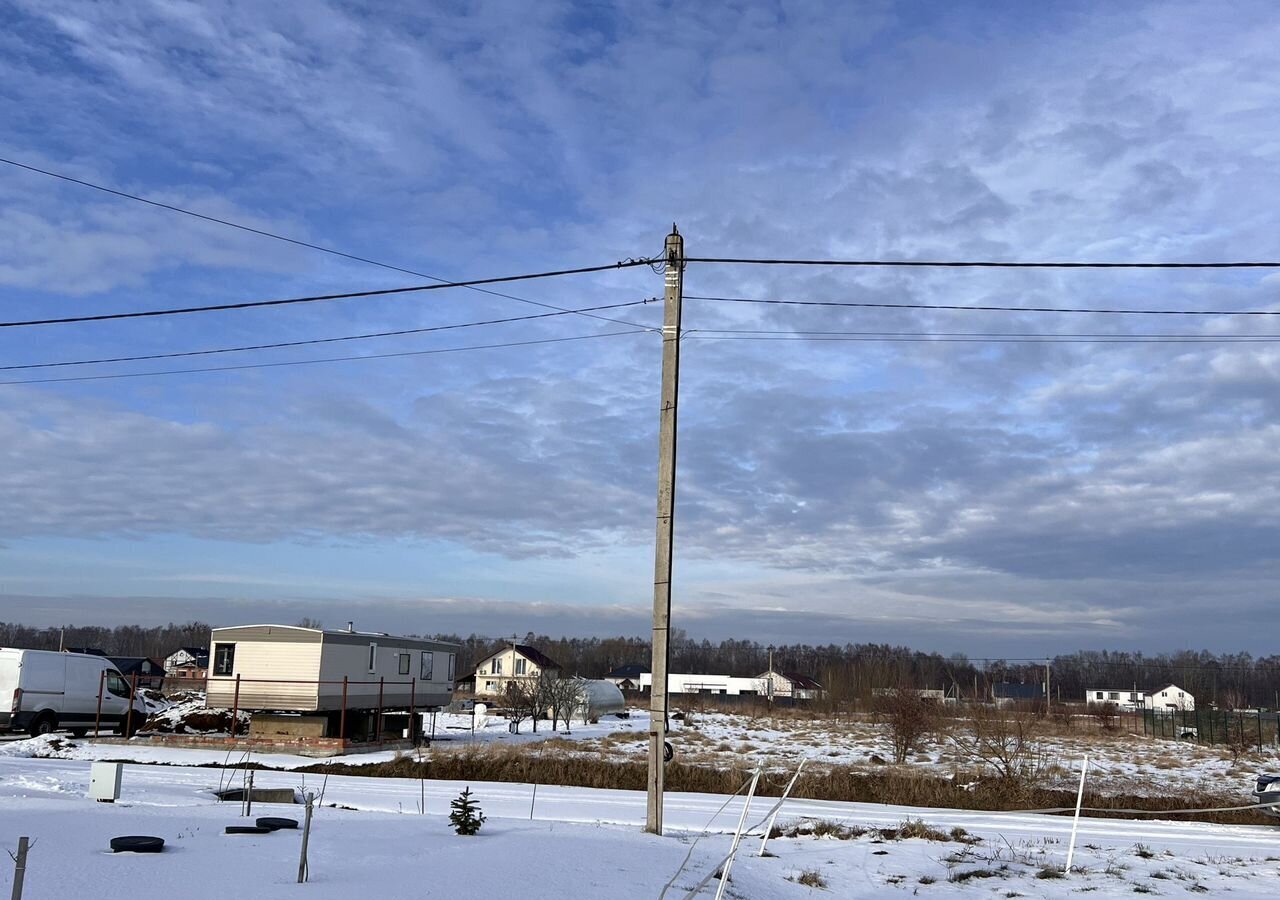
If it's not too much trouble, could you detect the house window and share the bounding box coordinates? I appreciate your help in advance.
[1161,691,1168,697]
[213,643,235,676]
[515,658,527,676]
[1108,692,1119,701]
[493,659,503,675]
[421,651,434,681]
[447,654,455,682]
[484,680,495,691]
[399,653,411,676]
[367,643,378,673]
[1096,691,1104,700]
[1178,692,1184,698]
[1129,693,1138,701]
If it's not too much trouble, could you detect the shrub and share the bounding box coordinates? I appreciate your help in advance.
[872,690,943,764]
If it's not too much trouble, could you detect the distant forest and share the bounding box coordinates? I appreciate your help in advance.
[3,620,1278,709]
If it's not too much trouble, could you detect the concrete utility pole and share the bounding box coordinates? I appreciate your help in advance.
[1045,659,1051,711]
[647,224,684,835]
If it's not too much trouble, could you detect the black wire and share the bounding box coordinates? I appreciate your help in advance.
[0,330,651,386]
[0,156,653,330]
[684,256,1280,269]
[0,261,656,329]
[689,327,1280,339]
[0,301,653,371]
[686,294,1280,316]
[687,334,1280,344]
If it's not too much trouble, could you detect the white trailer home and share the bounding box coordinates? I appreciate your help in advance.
[204,625,459,726]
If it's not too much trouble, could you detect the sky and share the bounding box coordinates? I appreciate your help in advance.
[1,0,1279,656]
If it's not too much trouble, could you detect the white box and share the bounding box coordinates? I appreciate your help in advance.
[90,761,123,802]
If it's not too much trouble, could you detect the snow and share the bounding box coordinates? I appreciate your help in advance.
[3,754,1280,898]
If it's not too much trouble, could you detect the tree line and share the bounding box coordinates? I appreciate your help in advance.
[5,620,1279,709]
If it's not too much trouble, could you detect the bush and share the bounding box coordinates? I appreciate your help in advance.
[872,690,943,764]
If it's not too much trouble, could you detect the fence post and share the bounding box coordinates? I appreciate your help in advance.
[94,670,105,738]
[713,769,762,900]
[339,677,348,743]
[758,758,808,857]
[376,677,385,743]
[10,836,29,900]
[123,673,139,738]
[1258,711,1264,753]
[297,792,315,884]
[1065,756,1089,873]
[409,678,416,744]
[229,674,241,744]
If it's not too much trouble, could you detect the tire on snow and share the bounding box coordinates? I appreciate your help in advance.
[110,836,165,853]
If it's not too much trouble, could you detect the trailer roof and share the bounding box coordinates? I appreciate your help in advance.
[210,624,459,650]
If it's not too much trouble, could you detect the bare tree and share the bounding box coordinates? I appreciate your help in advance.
[872,689,943,764]
[504,680,536,734]
[550,678,585,732]
[951,705,1046,783]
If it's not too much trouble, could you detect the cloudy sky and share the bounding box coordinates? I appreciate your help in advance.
[2,1,1279,655]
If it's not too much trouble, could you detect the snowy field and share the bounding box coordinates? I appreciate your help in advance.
[5,704,1274,806]
[3,754,1280,898]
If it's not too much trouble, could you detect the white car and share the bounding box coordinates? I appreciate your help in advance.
[1253,775,1280,820]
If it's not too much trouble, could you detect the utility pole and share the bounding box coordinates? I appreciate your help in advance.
[647,224,684,835]
[1045,658,1051,712]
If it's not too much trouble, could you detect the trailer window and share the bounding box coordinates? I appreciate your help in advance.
[213,643,235,677]
[447,654,455,682]
[398,653,410,676]
[367,643,378,673]
[420,651,434,681]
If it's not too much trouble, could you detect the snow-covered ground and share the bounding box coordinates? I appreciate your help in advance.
[2,754,1280,898]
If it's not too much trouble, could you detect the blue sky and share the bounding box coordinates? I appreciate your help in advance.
[2,0,1279,654]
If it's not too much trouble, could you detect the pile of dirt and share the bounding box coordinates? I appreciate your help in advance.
[143,699,249,735]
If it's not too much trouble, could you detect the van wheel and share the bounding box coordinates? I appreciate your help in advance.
[28,713,57,737]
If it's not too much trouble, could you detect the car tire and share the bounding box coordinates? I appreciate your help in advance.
[225,826,272,835]
[110,836,165,853]
[256,817,299,831]
[28,713,56,738]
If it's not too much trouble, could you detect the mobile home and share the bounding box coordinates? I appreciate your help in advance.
[204,625,459,722]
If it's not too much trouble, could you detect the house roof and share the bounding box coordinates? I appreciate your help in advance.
[170,646,206,657]
[605,664,650,679]
[992,682,1044,700]
[514,644,561,670]
[781,672,823,690]
[110,657,163,675]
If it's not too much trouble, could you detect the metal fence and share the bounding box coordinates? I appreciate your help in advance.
[1141,707,1280,752]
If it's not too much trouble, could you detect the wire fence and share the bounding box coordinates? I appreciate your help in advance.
[1139,707,1280,751]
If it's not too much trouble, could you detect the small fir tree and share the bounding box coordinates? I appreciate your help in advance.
[449,787,485,835]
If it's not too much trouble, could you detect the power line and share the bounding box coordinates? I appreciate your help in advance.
[687,327,1280,340]
[686,294,1280,316]
[0,329,650,386]
[0,155,652,329]
[0,260,657,329]
[684,256,1280,269]
[686,332,1280,344]
[0,300,652,371]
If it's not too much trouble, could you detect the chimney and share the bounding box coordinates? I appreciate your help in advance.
[347,621,354,633]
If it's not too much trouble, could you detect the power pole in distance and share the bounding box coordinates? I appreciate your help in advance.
[647,224,685,835]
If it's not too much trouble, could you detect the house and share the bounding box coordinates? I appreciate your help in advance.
[758,670,825,701]
[204,624,459,715]
[108,657,166,689]
[603,663,650,691]
[471,644,562,697]
[1085,688,1148,711]
[1087,684,1194,712]
[872,687,950,704]
[636,672,768,696]
[164,646,208,675]
[991,682,1045,706]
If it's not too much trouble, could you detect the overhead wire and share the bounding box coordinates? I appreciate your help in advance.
[683,256,1280,269]
[685,294,1280,316]
[0,329,651,386]
[0,260,658,329]
[0,300,653,371]
[0,155,653,330]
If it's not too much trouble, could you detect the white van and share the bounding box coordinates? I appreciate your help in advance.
[0,648,148,737]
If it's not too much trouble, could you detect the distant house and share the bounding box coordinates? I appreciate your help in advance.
[472,644,562,697]
[603,664,650,692]
[759,670,825,701]
[636,672,767,696]
[1087,684,1194,712]
[991,682,1045,706]
[164,647,208,675]
[872,687,951,704]
[165,646,210,683]
[109,657,166,689]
